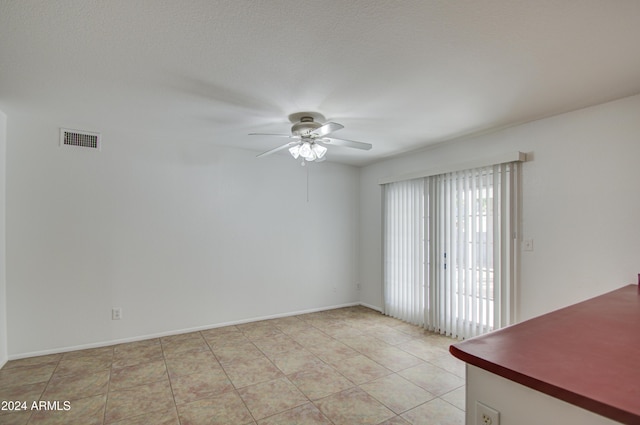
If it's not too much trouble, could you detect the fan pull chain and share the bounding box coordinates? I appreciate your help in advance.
[306,161,310,203]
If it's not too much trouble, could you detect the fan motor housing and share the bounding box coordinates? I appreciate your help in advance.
[291,116,322,136]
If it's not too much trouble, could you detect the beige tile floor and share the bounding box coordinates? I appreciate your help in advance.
[0,306,465,425]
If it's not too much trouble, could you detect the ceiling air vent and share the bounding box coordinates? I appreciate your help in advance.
[60,128,101,150]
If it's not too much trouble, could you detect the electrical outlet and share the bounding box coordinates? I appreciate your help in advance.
[112,308,122,320]
[523,239,534,251]
[476,401,499,425]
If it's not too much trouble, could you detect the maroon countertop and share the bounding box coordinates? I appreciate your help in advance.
[450,284,640,424]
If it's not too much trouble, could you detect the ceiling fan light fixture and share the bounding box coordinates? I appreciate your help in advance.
[289,141,326,162]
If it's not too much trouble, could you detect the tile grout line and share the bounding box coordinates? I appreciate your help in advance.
[236,327,309,424]
[199,329,258,424]
[161,336,187,425]
[101,347,116,425]
[256,321,339,425]
[23,354,64,425]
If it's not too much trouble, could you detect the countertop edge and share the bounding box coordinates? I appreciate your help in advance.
[449,338,637,424]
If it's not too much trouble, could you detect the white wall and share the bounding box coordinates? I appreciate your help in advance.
[7,94,640,359]
[0,111,7,367]
[359,94,640,322]
[6,112,360,357]
[466,365,619,425]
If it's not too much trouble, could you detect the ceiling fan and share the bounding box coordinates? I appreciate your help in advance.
[249,112,372,162]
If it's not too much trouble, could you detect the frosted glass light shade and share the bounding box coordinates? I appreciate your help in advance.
[312,143,327,159]
[289,144,300,159]
[299,142,312,159]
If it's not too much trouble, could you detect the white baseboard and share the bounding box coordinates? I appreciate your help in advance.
[359,302,383,313]
[7,302,366,361]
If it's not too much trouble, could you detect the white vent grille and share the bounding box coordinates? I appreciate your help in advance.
[60,128,101,150]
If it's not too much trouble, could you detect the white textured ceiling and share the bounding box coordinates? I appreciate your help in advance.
[1,0,640,166]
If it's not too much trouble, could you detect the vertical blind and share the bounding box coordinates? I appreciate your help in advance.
[383,178,425,326]
[384,162,518,339]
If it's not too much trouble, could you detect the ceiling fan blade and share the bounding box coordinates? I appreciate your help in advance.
[310,122,344,138]
[249,133,296,138]
[323,137,372,151]
[256,142,298,158]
